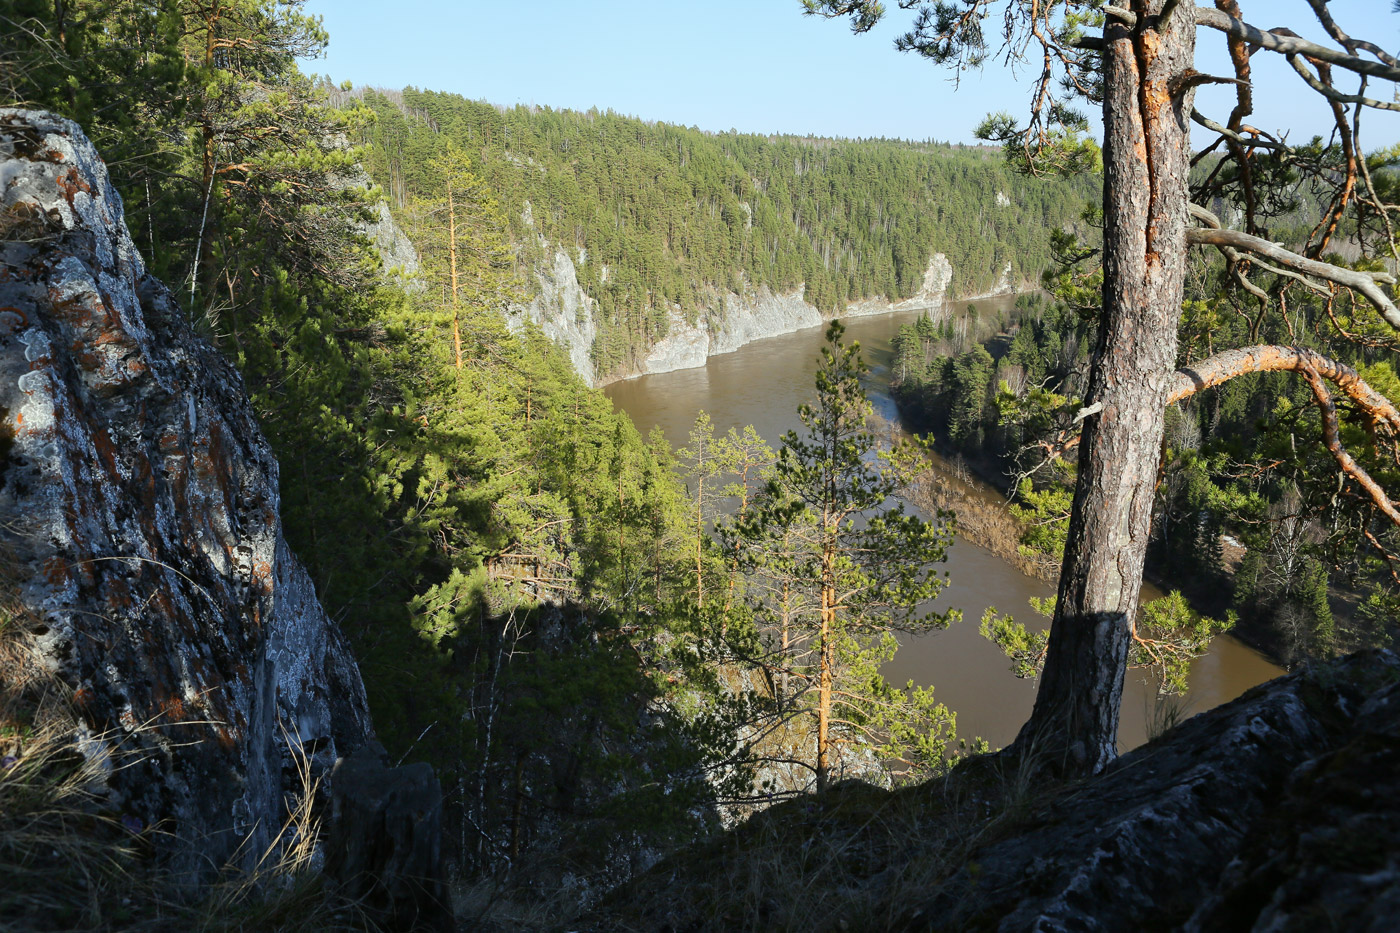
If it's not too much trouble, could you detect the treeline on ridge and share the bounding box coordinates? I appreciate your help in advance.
[349,87,1099,377]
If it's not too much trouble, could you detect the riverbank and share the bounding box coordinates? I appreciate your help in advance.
[609,300,1282,750]
[510,236,1032,387]
[888,387,1308,674]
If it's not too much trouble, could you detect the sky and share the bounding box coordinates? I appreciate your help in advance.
[301,0,1398,148]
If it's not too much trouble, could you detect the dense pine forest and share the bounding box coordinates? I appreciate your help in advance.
[0,0,751,904]
[0,0,1019,916]
[5,1,1400,930]
[350,87,1098,377]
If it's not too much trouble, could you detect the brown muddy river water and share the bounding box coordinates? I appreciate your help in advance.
[605,296,1283,751]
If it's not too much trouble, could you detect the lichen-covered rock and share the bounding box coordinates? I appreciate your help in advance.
[899,650,1400,932]
[0,109,374,875]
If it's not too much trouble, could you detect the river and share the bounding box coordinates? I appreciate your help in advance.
[605,295,1283,751]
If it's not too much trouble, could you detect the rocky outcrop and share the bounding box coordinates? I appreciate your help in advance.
[974,259,1016,299]
[364,197,419,283]
[0,110,377,876]
[899,650,1400,932]
[844,252,955,319]
[506,245,599,386]
[506,243,964,385]
[637,253,956,380]
[640,286,823,376]
[588,650,1400,932]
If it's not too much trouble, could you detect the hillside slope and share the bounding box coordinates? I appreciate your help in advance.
[353,88,1098,382]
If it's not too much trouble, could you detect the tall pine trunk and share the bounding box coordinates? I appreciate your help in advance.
[816,554,834,793]
[1013,1,1196,776]
[448,186,463,371]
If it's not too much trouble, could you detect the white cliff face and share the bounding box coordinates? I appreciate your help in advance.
[506,246,599,386]
[641,254,956,380]
[641,286,823,376]
[365,198,420,283]
[845,252,955,319]
[507,248,966,385]
[967,260,1016,300]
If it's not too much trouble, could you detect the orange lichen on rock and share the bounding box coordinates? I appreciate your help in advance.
[54,166,92,201]
[0,108,374,878]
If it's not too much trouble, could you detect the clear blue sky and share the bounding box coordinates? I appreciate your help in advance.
[302,1,1397,147]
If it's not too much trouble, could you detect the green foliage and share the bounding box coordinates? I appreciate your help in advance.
[982,592,1233,697]
[1135,593,1235,697]
[353,87,1096,378]
[837,631,961,778]
[2,0,746,885]
[724,322,962,787]
[893,195,1397,669]
[978,606,1049,681]
[1009,479,1074,564]
[402,140,520,367]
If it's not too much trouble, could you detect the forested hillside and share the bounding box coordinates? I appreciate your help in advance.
[350,87,1099,378]
[2,2,1005,916]
[8,1,1397,929]
[0,0,754,907]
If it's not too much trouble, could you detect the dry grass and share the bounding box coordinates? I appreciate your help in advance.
[0,589,385,932]
[906,469,1058,584]
[588,741,1068,933]
[0,595,139,932]
[452,875,586,933]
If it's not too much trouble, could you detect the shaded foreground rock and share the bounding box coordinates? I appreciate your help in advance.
[326,746,451,931]
[586,650,1400,932]
[0,108,438,904]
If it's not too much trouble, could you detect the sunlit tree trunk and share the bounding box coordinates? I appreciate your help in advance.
[448,185,463,371]
[1014,1,1196,776]
[816,541,835,793]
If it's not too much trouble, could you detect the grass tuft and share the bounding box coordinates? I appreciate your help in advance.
[0,590,385,931]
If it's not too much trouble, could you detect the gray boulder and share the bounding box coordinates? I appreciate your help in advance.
[0,108,373,877]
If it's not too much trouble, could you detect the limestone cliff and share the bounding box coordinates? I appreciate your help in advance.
[0,110,374,875]
[365,195,420,284]
[507,244,964,385]
[506,244,599,385]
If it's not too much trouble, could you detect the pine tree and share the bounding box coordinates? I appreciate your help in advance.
[726,322,959,790]
[405,140,518,373]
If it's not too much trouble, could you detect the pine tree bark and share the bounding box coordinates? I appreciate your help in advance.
[816,550,834,793]
[1013,1,1196,776]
